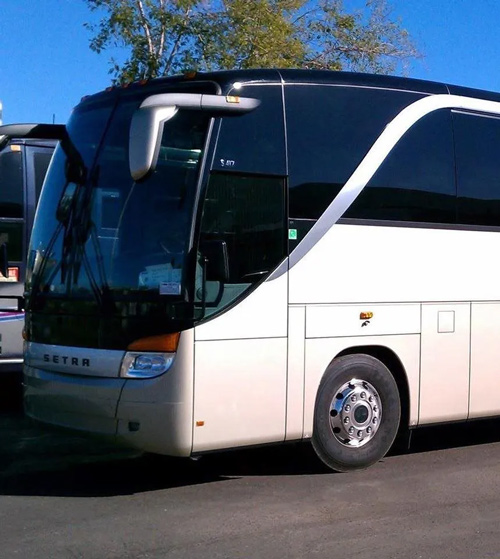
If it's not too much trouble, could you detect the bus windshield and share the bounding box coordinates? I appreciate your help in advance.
[27,94,210,347]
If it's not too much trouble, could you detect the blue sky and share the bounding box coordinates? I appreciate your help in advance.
[1,1,500,124]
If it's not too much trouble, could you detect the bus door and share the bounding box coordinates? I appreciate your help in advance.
[192,84,289,452]
[192,172,288,453]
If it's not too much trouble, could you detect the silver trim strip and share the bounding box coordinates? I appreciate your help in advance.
[282,82,437,97]
[289,93,500,268]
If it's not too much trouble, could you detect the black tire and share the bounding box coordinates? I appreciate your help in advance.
[312,354,401,473]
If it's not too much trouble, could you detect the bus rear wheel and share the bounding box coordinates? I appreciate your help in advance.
[312,354,401,472]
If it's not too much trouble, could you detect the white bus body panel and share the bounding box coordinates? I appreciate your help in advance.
[193,271,288,452]
[469,303,500,419]
[194,268,287,341]
[306,304,420,338]
[290,223,500,426]
[286,305,306,440]
[193,338,287,451]
[419,303,471,424]
[290,224,500,305]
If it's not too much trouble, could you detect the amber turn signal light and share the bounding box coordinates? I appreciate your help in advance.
[127,332,180,352]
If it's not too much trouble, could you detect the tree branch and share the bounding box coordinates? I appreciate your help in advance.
[136,0,154,56]
[164,5,192,73]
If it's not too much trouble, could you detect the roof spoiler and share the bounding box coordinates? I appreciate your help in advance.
[0,123,66,150]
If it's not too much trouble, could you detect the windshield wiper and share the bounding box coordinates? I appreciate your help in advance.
[0,123,112,311]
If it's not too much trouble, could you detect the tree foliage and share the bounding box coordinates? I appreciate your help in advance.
[84,0,420,84]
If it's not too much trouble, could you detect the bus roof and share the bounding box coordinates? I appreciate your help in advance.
[78,68,500,108]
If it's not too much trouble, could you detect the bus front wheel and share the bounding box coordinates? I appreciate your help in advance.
[312,354,401,473]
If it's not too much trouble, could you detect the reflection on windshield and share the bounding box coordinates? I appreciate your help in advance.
[27,103,113,299]
[28,96,210,318]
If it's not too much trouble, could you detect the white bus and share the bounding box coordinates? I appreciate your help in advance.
[0,134,54,386]
[6,69,500,471]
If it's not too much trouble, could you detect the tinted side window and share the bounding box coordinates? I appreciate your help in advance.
[454,112,500,226]
[344,109,456,223]
[196,173,286,317]
[213,85,286,176]
[286,85,424,221]
[0,147,24,218]
[0,146,24,264]
[34,150,53,202]
[0,222,23,263]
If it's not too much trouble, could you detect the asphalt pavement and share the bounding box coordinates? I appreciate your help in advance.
[2,381,500,559]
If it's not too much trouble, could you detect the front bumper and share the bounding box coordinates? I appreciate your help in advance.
[24,332,195,456]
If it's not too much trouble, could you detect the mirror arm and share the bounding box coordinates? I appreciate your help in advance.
[139,93,260,114]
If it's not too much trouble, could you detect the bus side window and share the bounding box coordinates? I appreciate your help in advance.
[33,150,54,203]
[344,109,456,224]
[213,85,286,177]
[196,172,286,315]
[0,147,24,218]
[285,84,425,248]
[0,146,24,266]
[454,111,500,227]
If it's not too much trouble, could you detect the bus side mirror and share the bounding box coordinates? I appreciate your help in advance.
[200,239,229,283]
[129,105,178,182]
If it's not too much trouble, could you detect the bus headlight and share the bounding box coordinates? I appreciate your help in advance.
[120,352,175,378]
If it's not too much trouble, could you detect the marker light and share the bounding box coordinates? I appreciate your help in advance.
[7,267,19,282]
[120,352,175,378]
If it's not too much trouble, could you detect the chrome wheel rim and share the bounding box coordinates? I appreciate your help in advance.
[329,378,382,447]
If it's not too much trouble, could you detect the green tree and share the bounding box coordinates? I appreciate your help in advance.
[84,0,420,84]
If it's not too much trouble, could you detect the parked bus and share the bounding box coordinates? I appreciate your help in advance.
[5,69,500,472]
[0,136,54,385]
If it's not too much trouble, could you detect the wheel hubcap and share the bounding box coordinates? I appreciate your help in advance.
[329,378,382,447]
